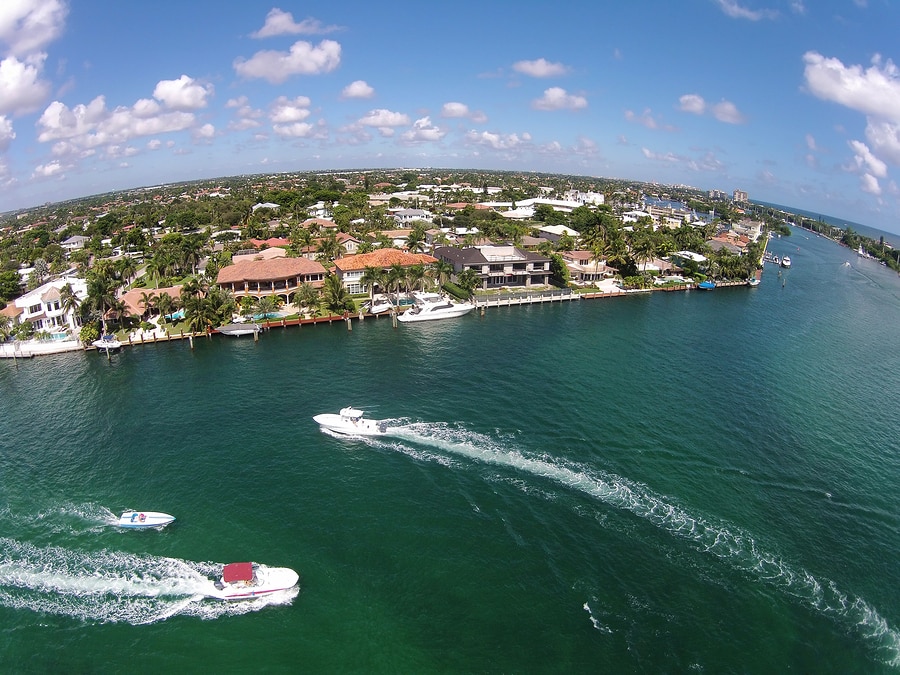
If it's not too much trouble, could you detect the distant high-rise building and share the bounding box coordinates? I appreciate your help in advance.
[733,189,748,203]
[708,189,727,200]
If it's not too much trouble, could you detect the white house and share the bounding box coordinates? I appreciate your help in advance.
[391,208,433,227]
[13,274,88,334]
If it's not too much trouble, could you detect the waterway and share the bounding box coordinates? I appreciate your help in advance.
[1,229,898,673]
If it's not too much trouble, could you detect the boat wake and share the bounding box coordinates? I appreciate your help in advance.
[0,538,298,625]
[381,422,900,667]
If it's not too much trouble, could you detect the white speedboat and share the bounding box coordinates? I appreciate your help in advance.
[313,407,390,436]
[216,322,262,336]
[204,562,299,601]
[397,295,475,322]
[93,335,122,351]
[780,256,792,268]
[117,510,175,529]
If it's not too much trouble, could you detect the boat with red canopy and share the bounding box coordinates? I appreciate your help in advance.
[205,562,299,601]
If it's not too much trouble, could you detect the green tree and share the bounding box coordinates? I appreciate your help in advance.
[456,268,480,296]
[293,282,320,316]
[321,274,354,314]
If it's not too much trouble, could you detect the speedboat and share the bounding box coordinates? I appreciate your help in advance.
[93,335,122,351]
[697,280,716,290]
[204,562,299,601]
[117,510,175,529]
[363,293,417,314]
[313,407,390,436]
[397,295,475,322]
[780,256,792,268]
[747,277,761,287]
[216,322,262,336]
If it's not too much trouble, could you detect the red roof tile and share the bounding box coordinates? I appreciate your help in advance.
[333,248,436,272]
[217,257,326,284]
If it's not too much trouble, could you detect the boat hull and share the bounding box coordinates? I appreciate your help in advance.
[313,412,389,436]
[204,565,299,601]
[118,511,175,529]
[397,303,475,322]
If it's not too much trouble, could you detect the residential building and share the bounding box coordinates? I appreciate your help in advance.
[560,251,617,285]
[391,208,433,227]
[216,258,326,304]
[332,248,437,294]
[433,245,551,290]
[13,275,88,334]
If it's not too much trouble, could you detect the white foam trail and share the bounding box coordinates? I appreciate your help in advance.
[0,538,297,625]
[383,423,900,666]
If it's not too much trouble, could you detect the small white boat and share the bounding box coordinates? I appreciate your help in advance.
[313,407,390,436]
[780,256,792,268]
[397,295,475,322]
[93,335,122,351]
[204,562,299,601]
[216,323,262,336]
[747,278,761,287]
[363,293,418,315]
[117,510,175,529]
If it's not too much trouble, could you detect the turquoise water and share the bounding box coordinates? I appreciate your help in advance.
[1,230,899,673]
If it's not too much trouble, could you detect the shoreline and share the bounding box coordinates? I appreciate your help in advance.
[0,278,759,360]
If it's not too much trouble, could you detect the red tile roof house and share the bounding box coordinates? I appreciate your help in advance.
[332,248,437,294]
[216,257,327,304]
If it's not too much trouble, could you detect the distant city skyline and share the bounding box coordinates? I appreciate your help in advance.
[2,1,900,236]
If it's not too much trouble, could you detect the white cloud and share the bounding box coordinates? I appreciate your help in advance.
[273,122,314,138]
[678,94,706,115]
[865,121,900,165]
[860,172,881,195]
[805,133,817,151]
[32,159,64,178]
[153,75,213,110]
[0,115,14,151]
[512,58,568,78]
[0,54,51,116]
[848,139,887,177]
[0,0,68,57]
[711,100,745,124]
[678,93,745,123]
[358,109,410,128]
[440,101,487,123]
[402,116,446,142]
[270,95,311,124]
[147,139,161,150]
[195,123,215,139]
[341,80,374,99]
[442,102,469,118]
[37,92,197,154]
[466,130,531,151]
[626,109,656,128]
[714,0,778,20]
[642,147,679,163]
[532,87,587,111]
[251,9,340,38]
[226,95,264,131]
[803,52,900,121]
[234,40,341,84]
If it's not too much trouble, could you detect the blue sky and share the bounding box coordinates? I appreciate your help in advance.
[2,1,900,235]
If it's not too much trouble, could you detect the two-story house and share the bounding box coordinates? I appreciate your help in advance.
[433,245,551,290]
[13,275,88,334]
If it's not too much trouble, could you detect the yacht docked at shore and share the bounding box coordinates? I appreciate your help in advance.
[397,295,475,322]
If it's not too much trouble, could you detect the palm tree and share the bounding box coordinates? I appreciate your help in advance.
[316,231,343,262]
[293,282,320,316]
[321,274,353,315]
[254,295,278,319]
[359,265,382,301]
[430,260,454,288]
[84,270,119,334]
[59,283,81,329]
[0,315,12,342]
[406,263,427,292]
[181,294,217,333]
[139,291,157,319]
[117,256,138,287]
[155,292,176,323]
